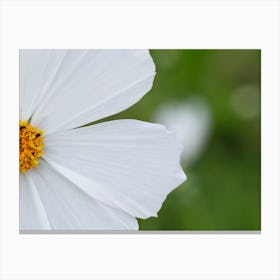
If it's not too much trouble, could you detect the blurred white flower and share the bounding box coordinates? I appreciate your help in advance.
[153,98,212,166]
[19,50,186,231]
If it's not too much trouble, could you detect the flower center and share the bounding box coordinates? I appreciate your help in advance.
[19,120,45,173]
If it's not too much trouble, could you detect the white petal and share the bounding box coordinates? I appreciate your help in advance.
[25,49,155,134]
[20,49,67,121]
[153,98,212,165]
[19,173,51,230]
[43,120,186,219]
[22,161,138,230]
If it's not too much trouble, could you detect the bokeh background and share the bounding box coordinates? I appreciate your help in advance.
[100,50,261,230]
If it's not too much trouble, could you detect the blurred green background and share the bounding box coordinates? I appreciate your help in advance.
[101,50,261,230]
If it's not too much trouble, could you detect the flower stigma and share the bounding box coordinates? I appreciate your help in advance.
[19,120,45,173]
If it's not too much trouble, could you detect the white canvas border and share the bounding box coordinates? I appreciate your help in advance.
[0,0,279,279]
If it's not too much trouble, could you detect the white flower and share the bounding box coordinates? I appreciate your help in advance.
[153,98,212,166]
[19,49,186,231]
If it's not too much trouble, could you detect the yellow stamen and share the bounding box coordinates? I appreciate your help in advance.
[19,120,45,173]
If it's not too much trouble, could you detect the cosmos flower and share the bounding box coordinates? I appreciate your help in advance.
[153,98,212,166]
[19,49,186,231]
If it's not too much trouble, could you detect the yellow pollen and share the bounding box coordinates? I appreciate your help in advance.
[19,120,45,173]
